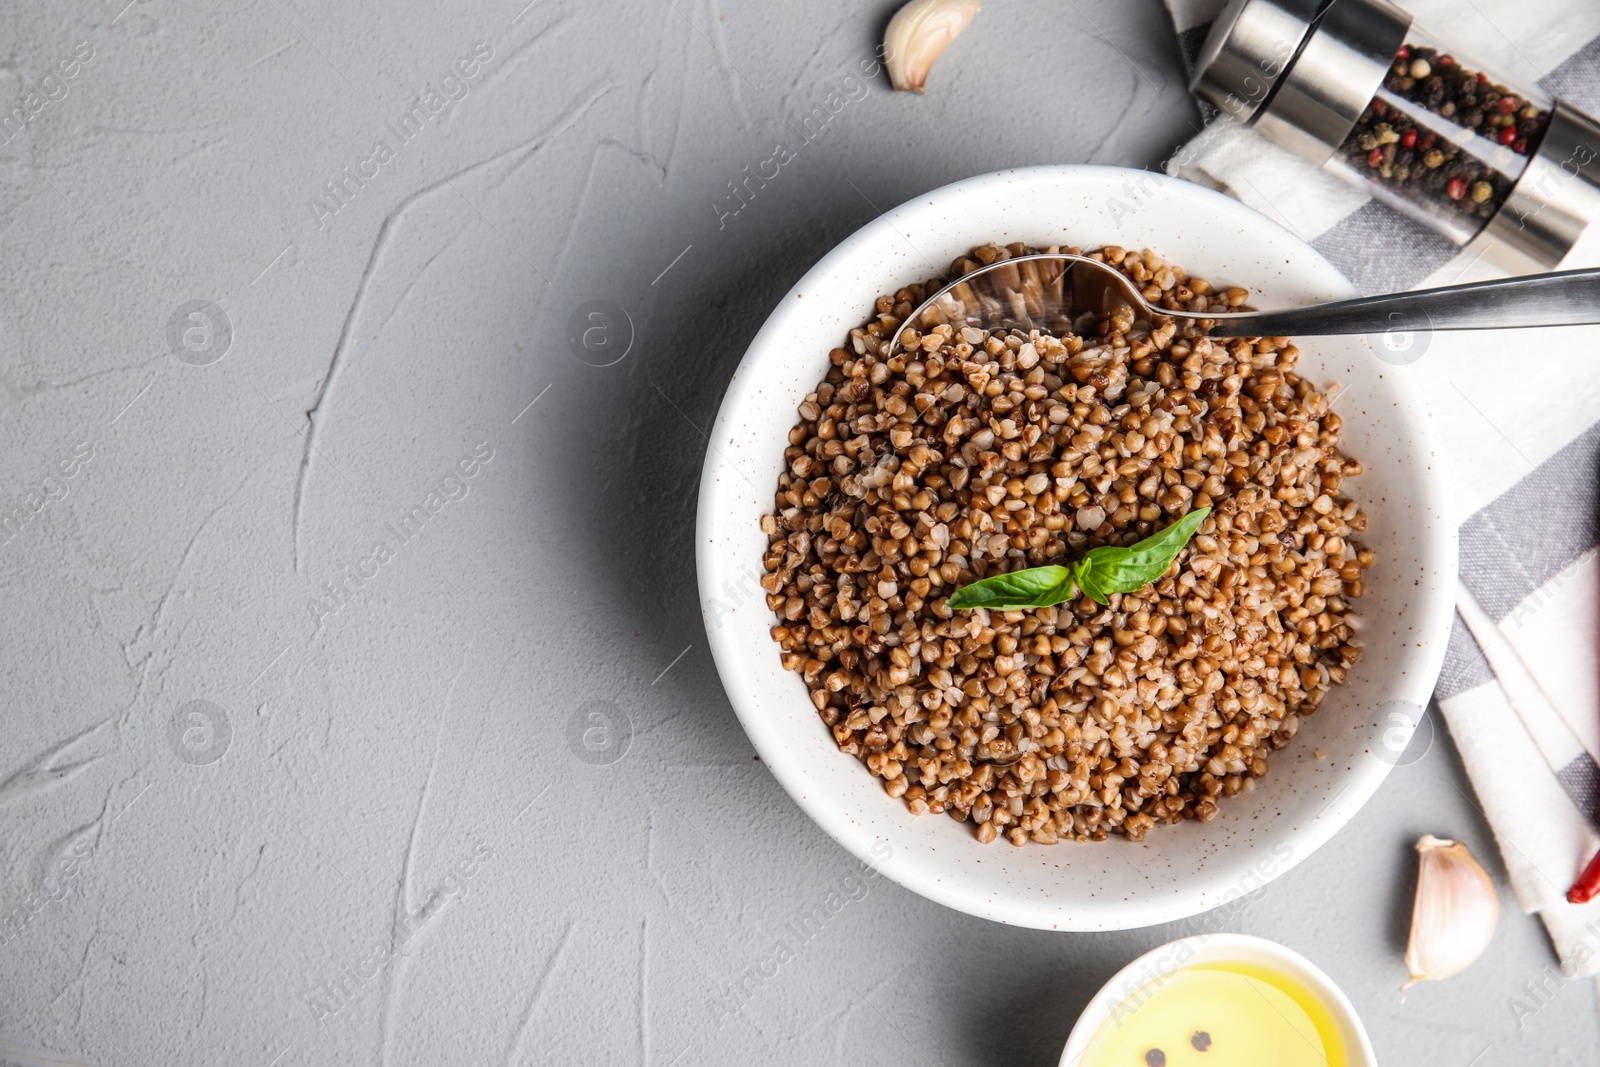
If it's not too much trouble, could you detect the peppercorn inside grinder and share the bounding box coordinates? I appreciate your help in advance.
[1191,0,1600,271]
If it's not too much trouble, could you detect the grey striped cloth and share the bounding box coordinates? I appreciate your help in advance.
[1164,0,1600,974]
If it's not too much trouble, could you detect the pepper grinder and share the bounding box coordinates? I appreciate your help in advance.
[1190,0,1600,272]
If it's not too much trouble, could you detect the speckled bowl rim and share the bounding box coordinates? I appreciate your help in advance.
[696,165,1455,930]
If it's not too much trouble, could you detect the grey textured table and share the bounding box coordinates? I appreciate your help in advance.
[2,1,1596,1064]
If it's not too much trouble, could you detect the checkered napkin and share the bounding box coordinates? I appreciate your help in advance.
[1164,0,1600,974]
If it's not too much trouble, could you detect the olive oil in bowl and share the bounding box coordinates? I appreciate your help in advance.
[1060,934,1373,1067]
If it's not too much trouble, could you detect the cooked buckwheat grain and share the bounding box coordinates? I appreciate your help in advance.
[761,243,1371,844]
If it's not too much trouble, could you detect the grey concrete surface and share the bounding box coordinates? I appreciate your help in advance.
[1,0,1595,1063]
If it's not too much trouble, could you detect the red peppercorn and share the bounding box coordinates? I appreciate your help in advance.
[1368,148,1384,168]
[1448,177,1467,200]
[1400,128,1417,148]
[1439,54,1455,67]
[1514,138,1528,153]
[1420,132,1437,150]
[1477,71,1489,84]
[1497,96,1518,114]
[1499,126,1517,145]
[1396,44,1410,60]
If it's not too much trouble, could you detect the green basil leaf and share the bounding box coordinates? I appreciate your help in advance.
[1073,557,1111,605]
[943,506,1211,612]
[945,564,1075,610]
[1076,506,1211,599]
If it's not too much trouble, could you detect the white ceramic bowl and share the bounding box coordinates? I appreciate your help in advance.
[1057,933,1376,1065]
[697,165,1455,930]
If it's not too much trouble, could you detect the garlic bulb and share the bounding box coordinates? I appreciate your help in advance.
[883,0,980,93]
[1404,834,1499,990]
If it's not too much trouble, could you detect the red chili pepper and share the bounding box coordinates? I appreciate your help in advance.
[1368,148,1384,168]
[1568,847,1600,904]
[1497,96,1519,115]
[1447,177,1467,200]
[1401,128,1418,149]
[1499,126,1518,145]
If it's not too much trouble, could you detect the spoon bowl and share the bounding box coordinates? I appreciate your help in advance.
[885,252,1192,360]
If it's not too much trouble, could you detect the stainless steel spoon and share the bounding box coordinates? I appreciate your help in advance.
[885,252,1600,358]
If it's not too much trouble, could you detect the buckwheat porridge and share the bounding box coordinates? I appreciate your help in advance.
[760,243,1372,845]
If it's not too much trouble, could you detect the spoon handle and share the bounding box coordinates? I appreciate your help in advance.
[1204,266,1600,337]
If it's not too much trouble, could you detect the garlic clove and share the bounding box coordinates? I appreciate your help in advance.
[883,0,981,93]
[1404,834,1499,991]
